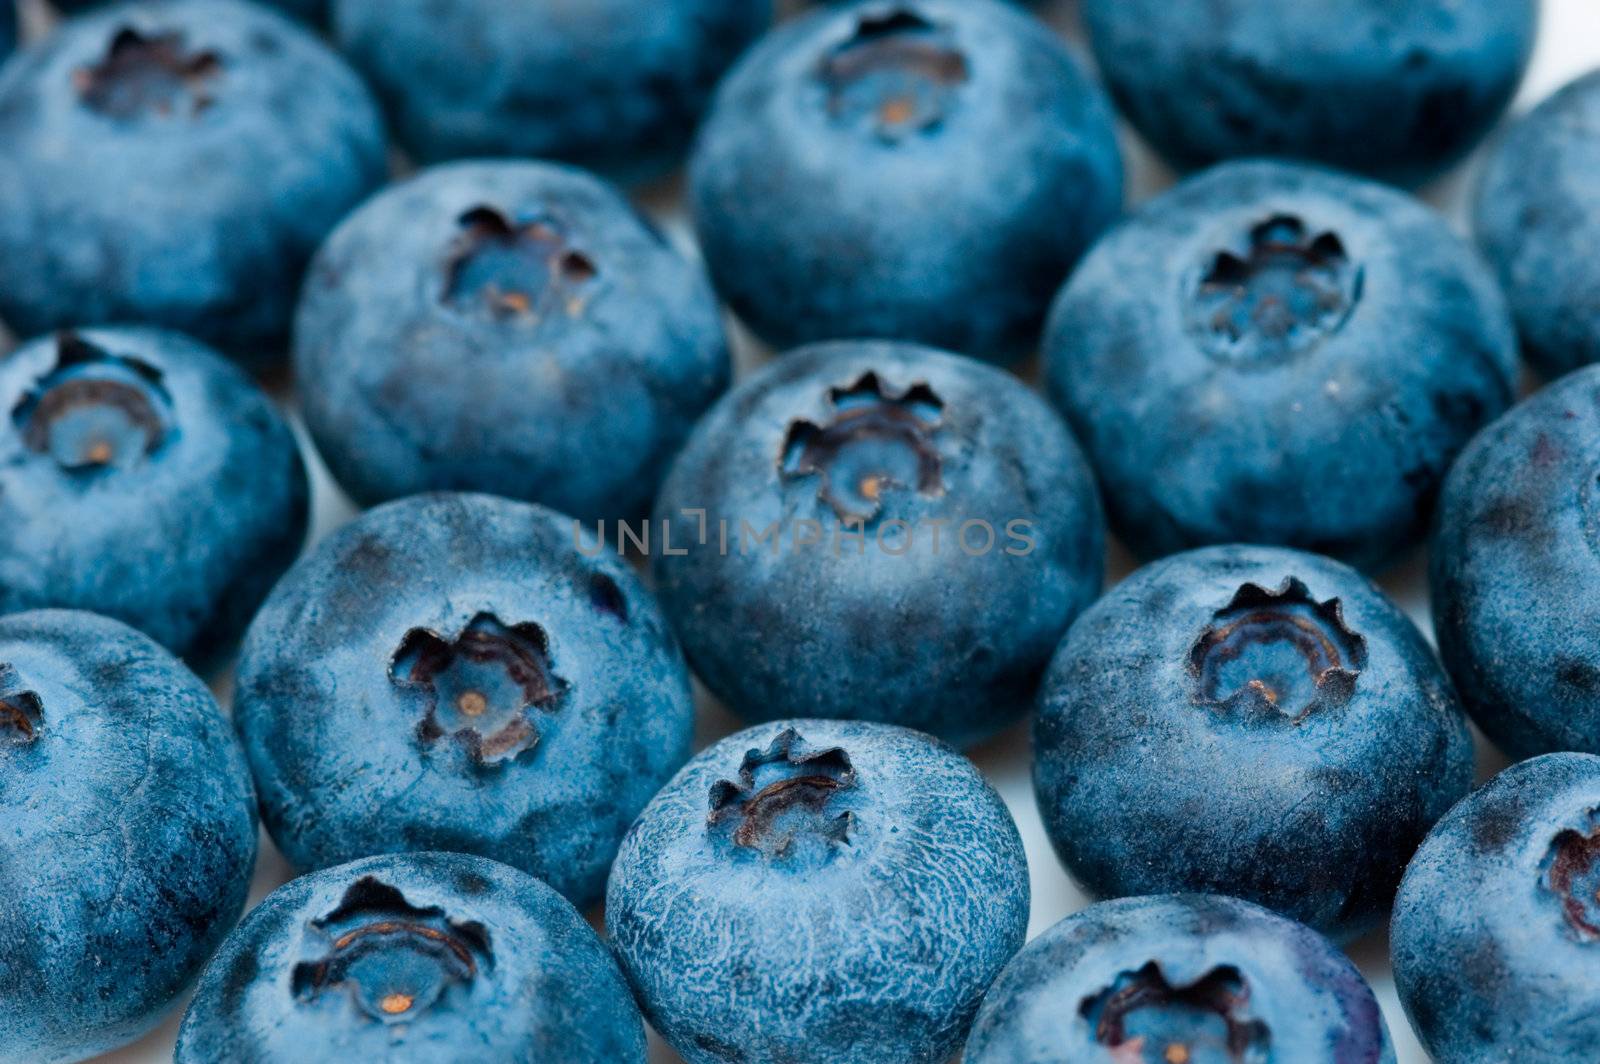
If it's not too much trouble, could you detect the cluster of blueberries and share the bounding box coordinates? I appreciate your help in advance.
[3,0,1600,1062]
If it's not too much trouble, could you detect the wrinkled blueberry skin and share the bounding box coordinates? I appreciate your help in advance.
[653,341,1105,748]
[332,0,771,184]
[235,492,695,908]
[0,610,258,1063]
[690,0,1123,362]
[0,0,387,366]
[1034,545,1475,941]
[177,852,647,1063]
[607,719,1029,1064]
[296,161,730,522]
[55,0,324,21]
[1393,754,1600,1063]
[968,894,1395,1064]
[1083,0,1536,186]
[0,327,308,668]
[1046,160,1517,572]
[1476,71,1600,379]
[1431,367,1600,760]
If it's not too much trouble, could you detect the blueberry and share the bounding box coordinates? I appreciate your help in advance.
[177,852,646,1063]
[0,609,258,1063]
[1045,160,1517,571]
[1431,366,1600,760]
[332,0,771,184]
[1034,544,1475,941]
[234,491,694,908]
[689,0,1123,362]
[1082,0,1536,186]
[1476,70,1600,379]
[967,894,1395,1063]
[1,0,14,60]
[652,340,1104,747]
[0,0,387,365]
[296,161,730,522]
[606,719,1029,1064]
[0,327,308,667]
[55,0,325,21]
[1393,753,1600,1062]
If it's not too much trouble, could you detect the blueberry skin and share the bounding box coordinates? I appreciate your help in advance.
[0,609,258,1063]
[1476,71,1600,379]
[0,0,387,366]
[176,852,646,1063]
[54,0,325,21]
[0,327,308,668]
[967,894,1395,1064]
[296,161,730,522]
[607,719,1029,1064]
[332,0,771,184]
[690,0,1123,363]
[1431,366,1600,761]
[234,492,695,908]
[1034,544,1475,941]
[1082,0,1536,186]
[1046,160,1517,572]
[652,340,1105,748]
[1393,754,1600,1063]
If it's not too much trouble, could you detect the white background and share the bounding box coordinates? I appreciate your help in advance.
[6,0,1585,1061]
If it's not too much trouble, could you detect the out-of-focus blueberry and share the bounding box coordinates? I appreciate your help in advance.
[295,161,729,521]
[0,609,258,1063]
[652,340,1105,748]
[0,0,387,365]
[332,0,772,184]
[177,852,646,1063]
[1476,69,1600,379]
[0,327,307,667]
[690,0,1123,362]
[1393,753,1600,1063]
[1045,160,1517,571]
[1082,0,1537,186]
[967,894,1395,1063]
[1034,544,1476,941]
[234,492,695,909]
[607,719,1029,1064]
[1432,365,1600,760]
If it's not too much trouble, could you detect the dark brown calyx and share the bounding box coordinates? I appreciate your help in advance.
[1188,577,1367,721]
[1546,823,1600,941]
[1185,214,1363,366]
[781,371,945,523]
[73,27,222,120]
[1079,962,1271,1063]
[391,612,568,766]
[818,10,970,142]
[12,332,174,473]
[291,876,492,1025]
[442,205,598,320]
[0,666,42,747]
[708,728,856,859]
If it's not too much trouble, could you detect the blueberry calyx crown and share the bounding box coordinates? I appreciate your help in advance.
[1188,577,1367,721]
[818,9,970,143]
[12,332,175,473]
[1185,214,1363,366]
[1080,961,1271,1063]
[1545,820,1600,942]
[73,27,223,120]
[442,206,598,321]
[390,612,569,766]
[0,666,43,747]
[708,728,857,859]
[291,876,492,1026]
[781,371,945,523]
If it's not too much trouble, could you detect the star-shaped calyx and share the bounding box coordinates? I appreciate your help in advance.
[73,27,223,120]
[708,728,857,859]
[0,665,43,747]
[818,10,970,143]
[441,206,598,320]
[12,332,175,473]
[780,371,945,523]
